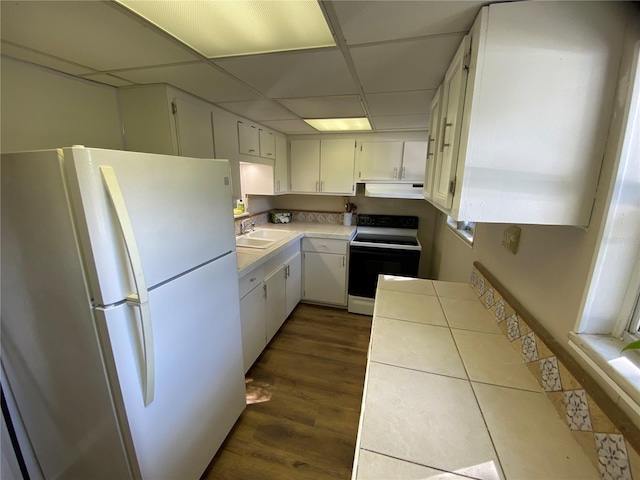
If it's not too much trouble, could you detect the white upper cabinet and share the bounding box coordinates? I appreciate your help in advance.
[259,129,276,159]
[274,134,287,194]
[401,141,428,182]
[320,139,356,194]
[237,121,259,156]
[432,35,470,210]
[358,142,403,181]
[173,96,215,159]
[290,138,356,195]
[426,2,626,226]
[290,139,320,193]
[357,140,427,183]
[424,85,443,200]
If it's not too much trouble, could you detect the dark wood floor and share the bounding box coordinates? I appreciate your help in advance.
[203,303,372,480]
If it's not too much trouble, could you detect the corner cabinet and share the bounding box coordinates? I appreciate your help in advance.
[290,139,356,195]
[426,2,626,226]
[301,238,348,306]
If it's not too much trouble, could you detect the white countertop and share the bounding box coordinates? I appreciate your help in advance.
[352,276,599,480]
[236,223,356,277]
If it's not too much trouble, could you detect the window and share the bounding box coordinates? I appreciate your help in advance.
[569,40,640,414]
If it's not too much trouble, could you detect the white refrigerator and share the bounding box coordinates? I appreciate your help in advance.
[1,147,246,479]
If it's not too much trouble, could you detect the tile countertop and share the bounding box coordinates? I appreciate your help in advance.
[235,223,356,277]
[352,276,599,480]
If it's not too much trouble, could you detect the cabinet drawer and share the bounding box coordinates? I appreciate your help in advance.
[302,237,348,255]
[239,265,265,299]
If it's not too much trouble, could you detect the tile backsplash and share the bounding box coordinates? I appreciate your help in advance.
[234,209,349,235]
[470,264,640,480]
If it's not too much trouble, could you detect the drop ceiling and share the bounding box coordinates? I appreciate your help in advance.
[0,0,488,135]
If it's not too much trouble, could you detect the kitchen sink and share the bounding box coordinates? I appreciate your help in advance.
[243,229,291,241]
[235,229,291,249]
[235,236,274,249]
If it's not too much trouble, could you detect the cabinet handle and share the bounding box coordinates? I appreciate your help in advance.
[267,153,273,156]
[440,118,452,152]
[263,284,267,299]
[393,167,398,179]
[249,149,256,152]
[342,256,345,267]
[250,277,257,282]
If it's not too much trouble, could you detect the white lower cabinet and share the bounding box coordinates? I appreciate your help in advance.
[285,252,302,317]
[239,282,266,373]
[302,238,348,306]
[265,265,286,343]
[238,243,302,372]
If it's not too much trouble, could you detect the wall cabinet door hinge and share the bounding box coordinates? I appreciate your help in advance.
[449,178,457,195]
[171,101,177,115]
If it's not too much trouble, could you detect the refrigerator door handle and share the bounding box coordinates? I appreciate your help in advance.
[100,166,155,406]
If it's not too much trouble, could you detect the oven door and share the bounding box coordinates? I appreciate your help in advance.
[348,245,420,299]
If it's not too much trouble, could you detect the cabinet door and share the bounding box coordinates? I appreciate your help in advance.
[303,252,347,306]
[401,141,428,181]
[358,142,403,181]
[433,35,471,209]
[259,129,276,159]
[239,284,266,373]
[320,139,355,194]
[265,266,287,343]
[173,97,215,159]
[290,139,320,192]
[285,252,302,318]
[274,134,288,194]
[237,121,259,156]
[424,86,443,199]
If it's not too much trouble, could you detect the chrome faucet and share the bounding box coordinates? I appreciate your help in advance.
[240,219,255,234]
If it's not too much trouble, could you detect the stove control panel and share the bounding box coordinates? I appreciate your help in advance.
[356,214,419,229]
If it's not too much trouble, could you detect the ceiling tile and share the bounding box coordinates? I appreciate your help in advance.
[350,34,465,93]
[366,90,435,117]
[277,95,364,118]
[0,1,199,71]
[216,99,297,121]
[372,114,429,131]
[1,41,96,76]
[215,49,358,98]
[260,119,318,134]
[333,1,485,45]
[117,62,261,103]
[80,73,135,88]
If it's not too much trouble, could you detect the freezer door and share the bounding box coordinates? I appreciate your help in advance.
[63,147,236,306]
[95,253,245,480]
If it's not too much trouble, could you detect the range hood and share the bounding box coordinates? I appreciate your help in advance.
[364,183,425,199]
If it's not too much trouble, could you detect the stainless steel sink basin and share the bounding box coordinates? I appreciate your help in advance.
[235,229,291,249]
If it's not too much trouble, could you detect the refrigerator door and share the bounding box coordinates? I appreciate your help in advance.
[63,147,236,306]
[95,253,245,480]
[1,150,134,479]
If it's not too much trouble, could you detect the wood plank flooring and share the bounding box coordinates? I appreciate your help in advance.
[202,304,372,480]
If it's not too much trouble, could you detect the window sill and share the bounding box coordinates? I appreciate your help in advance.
[445,217,474,246]
[568,332,640,420]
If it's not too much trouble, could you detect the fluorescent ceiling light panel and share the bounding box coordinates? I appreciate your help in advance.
[304,117,372,132]
[116,0,335,58]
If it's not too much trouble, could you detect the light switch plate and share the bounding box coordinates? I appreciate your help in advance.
[502,226,521,254]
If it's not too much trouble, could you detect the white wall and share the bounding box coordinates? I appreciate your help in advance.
[431,17,640,347]
[1,57,123,152]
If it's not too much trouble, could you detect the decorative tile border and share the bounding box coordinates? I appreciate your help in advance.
[234,209,348,235]
[470,264,640,480]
